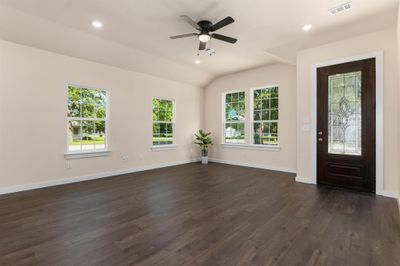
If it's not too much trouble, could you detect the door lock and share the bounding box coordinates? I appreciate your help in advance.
[318,131,323,135]
[318,138,323,142]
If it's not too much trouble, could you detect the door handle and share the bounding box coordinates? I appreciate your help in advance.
[318,138,323,142]
[318,131,323,135]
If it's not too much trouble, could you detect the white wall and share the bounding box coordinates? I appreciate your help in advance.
[0,40,203,191]
[296,28,399,196]
[204,63,297,173]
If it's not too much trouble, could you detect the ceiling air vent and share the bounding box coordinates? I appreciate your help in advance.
[329,1,352,15]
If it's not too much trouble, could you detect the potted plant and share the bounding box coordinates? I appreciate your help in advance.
[194,129,213,164]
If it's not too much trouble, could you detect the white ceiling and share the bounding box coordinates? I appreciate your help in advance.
[0,0,398,86]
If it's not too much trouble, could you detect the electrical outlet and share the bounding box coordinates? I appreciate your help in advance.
[121,155,129,162]
[66,160,72,169]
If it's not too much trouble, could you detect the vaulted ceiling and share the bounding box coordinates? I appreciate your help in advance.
[0,0,397,86]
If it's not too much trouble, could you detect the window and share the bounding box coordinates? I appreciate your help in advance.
[152,98,175,146]
[224,91,245,143]
[252,86,279,145]
[67,85,107,152]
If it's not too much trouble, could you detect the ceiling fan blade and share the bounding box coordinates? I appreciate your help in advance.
[199,41,206,50]
[211,33,237,44]
[211,16,234,31]
[180,15,201,30]
[170,33,197,39]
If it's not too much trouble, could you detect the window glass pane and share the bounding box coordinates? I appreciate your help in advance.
[82,120,95,150]
[81,89,96,118]
[94,121,106,150]
[271,109,278,120]
[254,89,261,101]
[262,99,270,110]
[67,86,107,152]
[237,123,245,142]
[224,91,245,143]
[68,120,81,151]
[226,103,235,121]
[158,105,165,122]
[166,101,173,122]
[225,123,233,143]
[328,71,361,155]
[253,121,262,144]
[95,90,107,119]
[262,122,270,134]
[153,100,159,121]
[271,98,279,109]
[262,110,270,120]
[232,92,239,102]
[152,98,174,145]
[226,93,232,103]
[225,122,245,143]
[259,122,278,145]
[271,87,278,97]
[270,122,278,134]
[67,86,81,117]
[252,87,279,145]
[165,123,173,144]
[238,91,245,101]
[238,102,245,119]
[153,122,160,134]
[153,122,160,145]
[159,122,166,133]
[153,109,159,121]
[159,122,170,145]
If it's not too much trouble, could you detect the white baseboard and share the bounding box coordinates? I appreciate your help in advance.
[295,175,398,199]
[208,158,296,174]
[0,159,200,195]
[295,176,316,184]
[380,190,399,199]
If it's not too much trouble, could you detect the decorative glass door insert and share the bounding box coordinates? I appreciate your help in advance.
[328,71,362,155]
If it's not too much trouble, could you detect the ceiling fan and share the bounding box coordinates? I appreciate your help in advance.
[170,15,237,51]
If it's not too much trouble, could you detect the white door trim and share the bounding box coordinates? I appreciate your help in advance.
[310,51,384,196]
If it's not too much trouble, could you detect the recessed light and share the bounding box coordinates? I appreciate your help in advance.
[194,60,201,64]
[302,24,312,31]
[91,21,103,29]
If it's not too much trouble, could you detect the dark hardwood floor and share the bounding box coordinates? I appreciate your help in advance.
[1,163,399,266]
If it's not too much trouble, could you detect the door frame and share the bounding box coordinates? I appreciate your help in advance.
[310,51,383,195]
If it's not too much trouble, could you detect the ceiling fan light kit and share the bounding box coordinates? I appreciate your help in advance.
[170,15,237,51]
[198,33,211,43]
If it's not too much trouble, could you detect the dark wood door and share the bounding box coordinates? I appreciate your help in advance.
[317,58,376,192]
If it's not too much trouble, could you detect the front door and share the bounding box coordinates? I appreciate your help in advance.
[317,58,376,192]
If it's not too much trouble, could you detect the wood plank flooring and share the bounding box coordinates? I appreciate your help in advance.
[0,162,399,265]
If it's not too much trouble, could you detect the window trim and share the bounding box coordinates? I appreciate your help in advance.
[151,96,176,149]
[250,85,279,146]
[222,89,246,145]
[65,84,110,158]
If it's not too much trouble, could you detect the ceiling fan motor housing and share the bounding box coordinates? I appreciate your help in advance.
[197,20,213,32]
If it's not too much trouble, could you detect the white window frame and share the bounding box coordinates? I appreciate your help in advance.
[64,84,111,159]
[222,90,246,145]
[151,97,176,151]
[250,85,280,147]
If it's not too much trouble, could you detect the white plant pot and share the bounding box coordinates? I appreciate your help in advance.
[201,149,209,164]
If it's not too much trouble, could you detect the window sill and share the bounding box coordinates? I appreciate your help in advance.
[151,145,177,152]
[221,143,281,151]
[64,150,112,160]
